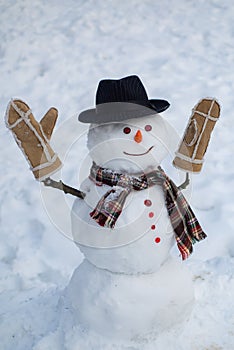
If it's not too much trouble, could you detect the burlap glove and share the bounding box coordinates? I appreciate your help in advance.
[5,99,62,181]
[173,98,220,173]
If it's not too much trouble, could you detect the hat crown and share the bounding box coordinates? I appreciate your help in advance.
[96,75,148,105]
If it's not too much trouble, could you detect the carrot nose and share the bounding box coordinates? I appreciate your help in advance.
[134,130,142,143]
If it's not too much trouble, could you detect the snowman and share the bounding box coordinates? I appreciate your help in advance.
[5,75,213,341]
[66,75,206,340]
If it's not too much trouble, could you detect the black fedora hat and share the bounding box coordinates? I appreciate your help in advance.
[78,75,170,123]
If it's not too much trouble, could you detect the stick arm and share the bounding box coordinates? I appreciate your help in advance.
[43,178,86,199]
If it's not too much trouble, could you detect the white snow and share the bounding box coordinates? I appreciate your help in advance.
[1,0,234,349]
[64,258,194,340]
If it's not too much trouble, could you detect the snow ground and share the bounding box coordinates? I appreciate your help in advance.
[0,0,234,349]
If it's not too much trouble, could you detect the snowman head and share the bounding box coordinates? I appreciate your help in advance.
[87,114,175,173]
[79,75,173,173]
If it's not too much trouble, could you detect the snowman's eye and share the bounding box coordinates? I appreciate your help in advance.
[145,125,152,132]
[123,127,131,134]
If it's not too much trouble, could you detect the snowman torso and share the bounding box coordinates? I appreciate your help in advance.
[71,114,178,274]
[71,175,175,274]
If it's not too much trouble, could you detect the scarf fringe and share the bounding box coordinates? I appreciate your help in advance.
[90,210,112,228]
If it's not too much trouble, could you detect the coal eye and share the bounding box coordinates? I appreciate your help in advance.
[145,124,152,132]
[123,127,131,134]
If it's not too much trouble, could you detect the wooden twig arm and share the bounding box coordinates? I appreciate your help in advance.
[43,178,86,199]
[177,172,190,190]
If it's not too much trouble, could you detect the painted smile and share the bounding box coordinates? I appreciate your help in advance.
[123,145,154,157]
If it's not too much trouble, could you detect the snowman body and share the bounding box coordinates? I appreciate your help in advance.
[72,175,175,274]
[69,113,194,338]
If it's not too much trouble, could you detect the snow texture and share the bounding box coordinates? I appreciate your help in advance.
[1,0,234,349]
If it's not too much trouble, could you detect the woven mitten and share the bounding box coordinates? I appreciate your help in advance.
[5,99,62,181]
[173,98,220,173]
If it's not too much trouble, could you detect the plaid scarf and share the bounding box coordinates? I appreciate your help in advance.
[89,162,206,260]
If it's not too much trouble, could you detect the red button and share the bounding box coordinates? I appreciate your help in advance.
[155,237,161,244]
[149,212,154,218]
[144,199,152,207]
[151,225,156,230]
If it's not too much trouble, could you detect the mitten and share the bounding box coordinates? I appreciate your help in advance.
[5,99,62,181]
[173,98,220,173]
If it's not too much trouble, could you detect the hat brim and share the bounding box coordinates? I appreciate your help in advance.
[78,100,170,124]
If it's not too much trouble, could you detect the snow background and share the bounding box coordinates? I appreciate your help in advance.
[0,0,234,349]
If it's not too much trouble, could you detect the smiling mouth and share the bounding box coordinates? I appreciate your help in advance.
[123,145,154,156]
